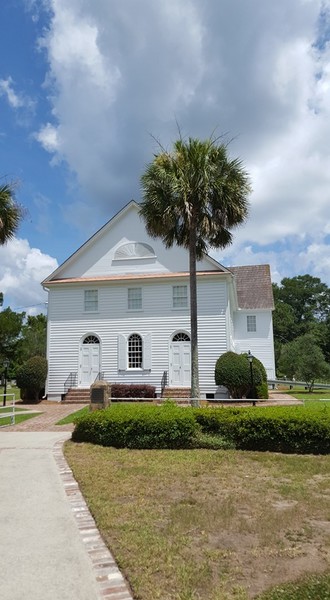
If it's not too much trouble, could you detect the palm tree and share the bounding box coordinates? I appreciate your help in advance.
[140,136,251,405]
[0,182,22,245]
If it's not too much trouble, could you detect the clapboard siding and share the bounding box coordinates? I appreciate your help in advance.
[233,311,276,378]
[46,278,229,399]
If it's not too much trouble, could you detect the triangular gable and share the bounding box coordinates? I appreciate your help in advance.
[43,200,229,283]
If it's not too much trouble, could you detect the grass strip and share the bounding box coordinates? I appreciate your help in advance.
[56,406,89,425]
[0,412,42,426]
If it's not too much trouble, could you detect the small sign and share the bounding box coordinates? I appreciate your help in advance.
[91,387,104,403]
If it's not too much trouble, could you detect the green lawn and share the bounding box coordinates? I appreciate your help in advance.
[56,406,89,425]
[65,441,330,600]
[285,388,330,404]
[0,408,42,427]
[0,384,21,402]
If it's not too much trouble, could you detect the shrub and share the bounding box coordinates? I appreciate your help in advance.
[194,406,330,454]
[16,355,48,403]
[215,351,268,399]
[110,383,156,399]
[72,403,199,449]
[255,381,269,400]
[215,351,252,398]
[243,354,269,399]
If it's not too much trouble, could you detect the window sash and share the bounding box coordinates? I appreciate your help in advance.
[128,287,142,310]
[173,285,188,308]
[84,290,98,312]
[247,315,256,332]
[128,334,143,368]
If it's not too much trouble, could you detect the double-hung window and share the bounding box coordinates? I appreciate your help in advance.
[128,287,142,310]
[128,333,143,368]
[247,315,257,332]
[173,285,188,308]
[118,333,152,371]
[84,289,98,312]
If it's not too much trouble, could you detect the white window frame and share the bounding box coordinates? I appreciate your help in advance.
[127,333,143,369]
[247,315,257,332]
[172,285,188,308]
[84,289,98,312]
[118,333,152,372]
[128,287,142,310]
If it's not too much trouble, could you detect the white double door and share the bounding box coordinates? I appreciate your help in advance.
[79,344,100,387]
[170,341,191,386]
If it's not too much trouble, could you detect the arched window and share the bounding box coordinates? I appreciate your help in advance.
[172,332,190,342]
[114,242,155,260]
[128,334,143,368]
[83,335,100,344]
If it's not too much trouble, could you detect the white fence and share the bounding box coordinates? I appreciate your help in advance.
[0,394,16,427]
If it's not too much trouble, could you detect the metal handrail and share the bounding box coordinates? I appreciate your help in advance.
[268,378,330,390]
[161,371,168,395]
[94,371,105,382]
[64,372,78,392]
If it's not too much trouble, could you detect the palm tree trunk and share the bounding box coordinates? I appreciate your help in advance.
[189,225,200,407]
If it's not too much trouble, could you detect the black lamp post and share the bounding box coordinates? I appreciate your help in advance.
[247,351,256,406]
[3,359,9,407]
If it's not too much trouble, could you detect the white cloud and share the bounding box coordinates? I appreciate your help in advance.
[29,0,330,284]
[0,238,58,313]
[0,77,35,111]
[35,122,60,153]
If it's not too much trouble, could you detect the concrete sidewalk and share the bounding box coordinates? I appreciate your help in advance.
[0,432,133,600]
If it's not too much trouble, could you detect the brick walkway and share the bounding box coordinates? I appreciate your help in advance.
[2,400,86,432]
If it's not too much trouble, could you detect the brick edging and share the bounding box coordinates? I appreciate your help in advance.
[53,439,134,600]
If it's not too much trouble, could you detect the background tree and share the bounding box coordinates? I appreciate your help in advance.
[0,180,24,308]
[278,334,330,391]
[140,136,251,404]
[273,275,330,371]
[0,308,25,367]
[274,275,330,332]
[0,182,23,244]
[17,314,47,363]
[16,355,48,403]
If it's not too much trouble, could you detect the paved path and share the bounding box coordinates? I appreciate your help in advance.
[0,429,133,600]
[0,393,301,599]
[4,400,87,432]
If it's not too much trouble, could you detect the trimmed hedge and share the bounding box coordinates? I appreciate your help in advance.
[256,571,330,599]
[72,403,199,449]
[110,383,156,399]
[72,403,330,454]
[194,406,330,454]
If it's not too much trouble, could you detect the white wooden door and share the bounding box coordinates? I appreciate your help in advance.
[170,342,191,386]
[79,344,100,387]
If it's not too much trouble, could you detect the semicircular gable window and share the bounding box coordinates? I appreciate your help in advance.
[83,335,100,344]
[114,242,156,260]
[172,333,190,342]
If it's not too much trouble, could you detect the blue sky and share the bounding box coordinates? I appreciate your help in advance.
[0,0,330,314]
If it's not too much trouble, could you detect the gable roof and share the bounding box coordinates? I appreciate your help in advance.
[42,199,230,284]
[43,200,139,284]
[228,265,274,310]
